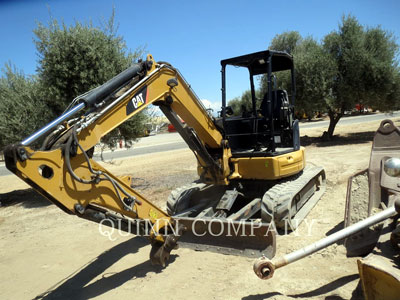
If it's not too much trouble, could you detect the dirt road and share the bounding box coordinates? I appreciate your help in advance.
[1,118,397,300]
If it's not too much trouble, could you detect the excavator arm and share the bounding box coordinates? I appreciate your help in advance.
[4,54,274,265]
[74,55,229,181]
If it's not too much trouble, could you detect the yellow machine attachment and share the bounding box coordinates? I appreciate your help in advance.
[344,119,400,299]
[5,51,324,265]
[253,120,400,300]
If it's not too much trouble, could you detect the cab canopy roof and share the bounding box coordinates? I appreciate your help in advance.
[221,50,293,75]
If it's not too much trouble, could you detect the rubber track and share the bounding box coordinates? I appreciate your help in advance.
[167,182,206,215]
[261,165,326,229]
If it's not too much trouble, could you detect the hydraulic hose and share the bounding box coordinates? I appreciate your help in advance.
[64,126,141,211]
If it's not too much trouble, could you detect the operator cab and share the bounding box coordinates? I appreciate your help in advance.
[220,50,300,157]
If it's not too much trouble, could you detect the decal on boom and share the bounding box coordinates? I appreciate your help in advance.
[126,86,148,115]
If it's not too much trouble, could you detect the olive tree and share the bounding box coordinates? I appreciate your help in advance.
[323,15,400,138]
[264,17,400,139]
[0,64,51,149]
[34,12,147,148]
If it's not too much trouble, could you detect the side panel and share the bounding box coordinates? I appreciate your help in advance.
[229,148,305,180]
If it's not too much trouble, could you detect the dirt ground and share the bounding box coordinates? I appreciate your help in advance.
[1,118,399,300]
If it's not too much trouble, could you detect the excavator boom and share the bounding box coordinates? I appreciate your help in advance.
[4,54,276,265]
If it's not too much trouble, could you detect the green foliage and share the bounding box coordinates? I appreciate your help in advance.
[323,15,400,137]
[101,113,148,151]
[263,17,400,138]
[263,32,336,119]
[0,64,52,148]
[258,31,303,102]
[33,11,147,148]
[230,31,335,120]
[0,11,147,150]
[270,31,302,55]
[228,90,252,116]
[323,16,368,111]
[361,26,399,110]
[228,90,261,116]
[292,38,336,119]
[34,16,140,114]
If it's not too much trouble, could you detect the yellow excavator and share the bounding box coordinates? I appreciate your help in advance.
[4,50,325,266]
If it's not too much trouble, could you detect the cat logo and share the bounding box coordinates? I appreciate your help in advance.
[126,86,148,115]
[131,93,144,109]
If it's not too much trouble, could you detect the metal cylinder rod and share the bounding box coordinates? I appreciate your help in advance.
[21,102,85,146]
[254,204,397,280]
[281,205,396,267]
[77,63,144,107]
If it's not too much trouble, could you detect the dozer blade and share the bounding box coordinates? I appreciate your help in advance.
[174,217,276,258]
[262,165,326,230]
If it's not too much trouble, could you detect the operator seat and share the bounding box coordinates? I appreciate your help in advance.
[260,89,289,119]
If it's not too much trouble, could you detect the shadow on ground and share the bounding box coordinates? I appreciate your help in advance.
[326,221,344,236]
[34,236,175,300]
[301,131,375,147]
[242,274,363,300]
[0,188,51,208]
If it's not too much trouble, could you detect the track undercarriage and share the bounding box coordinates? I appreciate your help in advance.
[168,165,326,240]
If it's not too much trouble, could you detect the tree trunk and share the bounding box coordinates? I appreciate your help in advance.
[324,108,343,140]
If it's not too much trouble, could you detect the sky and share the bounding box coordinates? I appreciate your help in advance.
[1,0,400,112]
